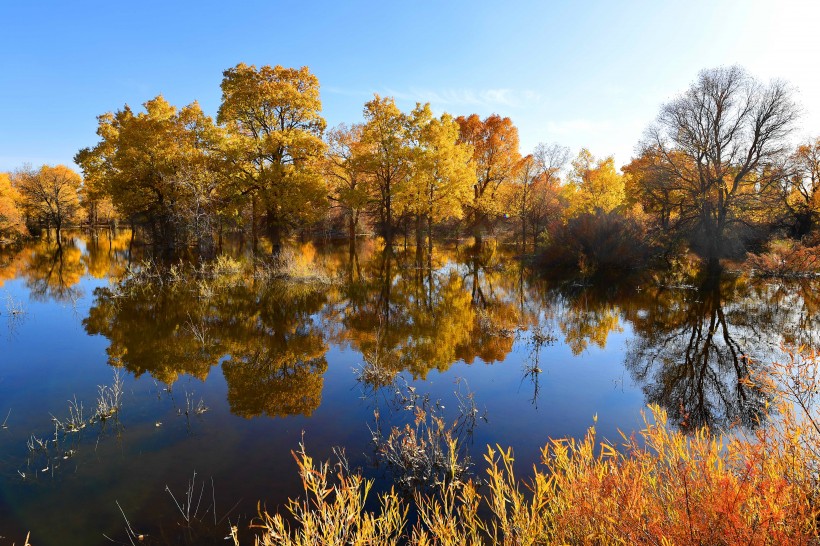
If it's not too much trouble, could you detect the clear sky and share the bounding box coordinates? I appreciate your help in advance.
[2,0,819,173]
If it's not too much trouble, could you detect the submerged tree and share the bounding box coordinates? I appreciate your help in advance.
[640,66,798,269]
[13,165,81,244]
[0,172,26,240]
[75,96,224,249]
[456,114,521,244]
[218,63,327,252]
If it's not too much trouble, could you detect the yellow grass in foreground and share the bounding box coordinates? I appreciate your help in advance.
[255,347,820,545]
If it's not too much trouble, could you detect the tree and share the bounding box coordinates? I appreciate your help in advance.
[529,143,570,241]
[324,123,372,241]
[14,165,81,244]
[781,138,820,236]
[406,106,474,249]
[0,172,26,240]
[456,114,521,244]
[641,66,798,269]
[359,95,412,245]
[218,63,327,252]
[75,96,225,249]
[506,142,569,248]
[507,154,538,249]
[623,146,677,231]
[79,183,117,227]
[565,148,624,217]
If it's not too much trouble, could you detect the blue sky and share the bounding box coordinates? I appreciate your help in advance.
[2,0,819,172]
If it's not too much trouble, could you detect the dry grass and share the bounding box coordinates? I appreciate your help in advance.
[746,239,820,278]
[264,243,333,284]
[254,443,407,546]
[252,346,820,545]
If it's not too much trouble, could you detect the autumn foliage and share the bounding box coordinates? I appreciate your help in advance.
[0,172,26,240]
[256,347,820,545]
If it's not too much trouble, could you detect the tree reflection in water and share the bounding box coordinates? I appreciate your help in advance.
[22,237,85,303]
[84,262,330,417]
[36,231,816,429]
[326,242,521,382]
[624,274,771,431]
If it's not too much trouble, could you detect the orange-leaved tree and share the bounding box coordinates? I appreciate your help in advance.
[0,172,26,240]
[456,113,521,245]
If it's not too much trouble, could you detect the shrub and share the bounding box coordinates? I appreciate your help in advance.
[745,239,819,278]
[539,209,651,275]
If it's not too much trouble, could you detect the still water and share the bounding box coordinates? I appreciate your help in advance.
[0,231,818,545]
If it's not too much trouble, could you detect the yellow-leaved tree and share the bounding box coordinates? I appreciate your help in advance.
[0,172,26,240]
[324,123,372,242]
[565,148,624,217]
[218,63,327,253]
[14,164,82,244]
[406,105,474,249]
[75,96,225,249]
[359,94,412,245]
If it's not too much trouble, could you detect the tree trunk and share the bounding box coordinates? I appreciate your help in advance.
[384,186,393,247]
[427,214,433,259]
[474,224,483,248]
[251,195,259,254]
[348,214,355,242]
[267,213,282,255]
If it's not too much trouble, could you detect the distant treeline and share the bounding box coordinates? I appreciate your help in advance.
[1,64,816,272]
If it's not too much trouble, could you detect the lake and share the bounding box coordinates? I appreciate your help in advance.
[0,231,817,545]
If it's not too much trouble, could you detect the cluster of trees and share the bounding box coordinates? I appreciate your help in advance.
[67,62,605,254]
[622,66,802,271]
[0,165,90,244]
[3,64,818,274]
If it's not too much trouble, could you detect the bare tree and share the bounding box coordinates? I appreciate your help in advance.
[642,66,799,270]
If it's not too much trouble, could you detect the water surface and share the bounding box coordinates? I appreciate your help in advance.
[0,232,816,545]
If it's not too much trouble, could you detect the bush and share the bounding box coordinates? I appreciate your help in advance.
[539,209,651,275]
[745,239,820,278]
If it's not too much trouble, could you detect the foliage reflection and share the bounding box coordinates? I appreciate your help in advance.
[4,231,816,429]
